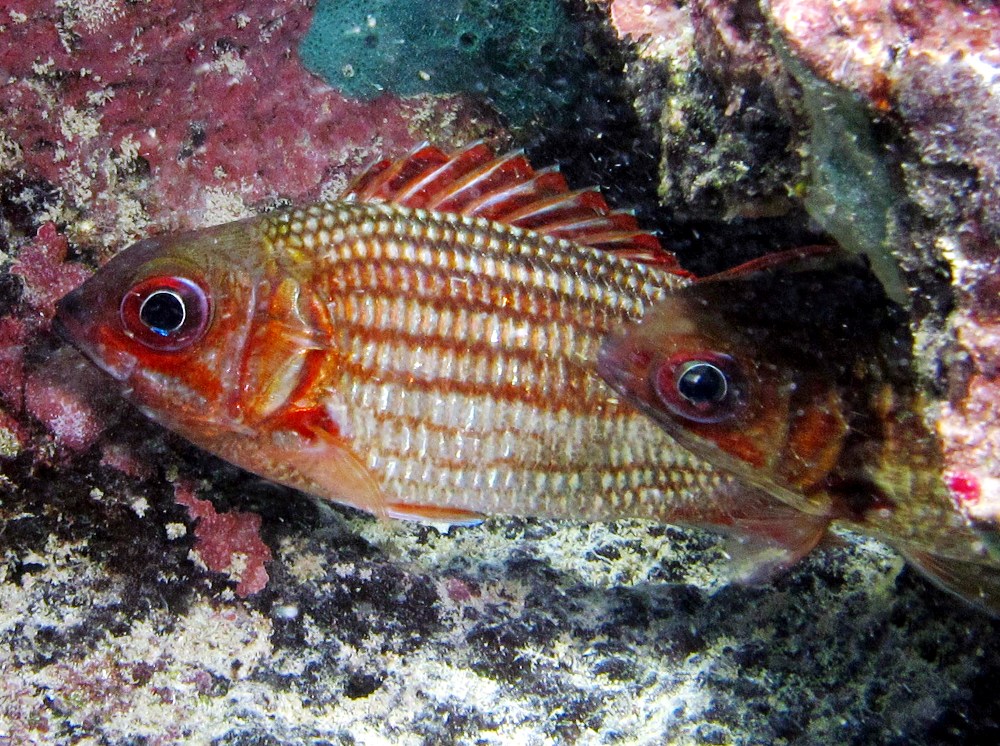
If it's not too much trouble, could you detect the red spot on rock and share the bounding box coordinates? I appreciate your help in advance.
[100,441,155,480]
[174,480,272,596]
[444,577,480,603]
[37,222,58,242]
[946,471,982,508]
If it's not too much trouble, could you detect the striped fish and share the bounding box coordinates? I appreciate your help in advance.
[55,144,826,574]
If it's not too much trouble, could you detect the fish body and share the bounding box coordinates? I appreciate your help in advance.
[598,261,1000,610]
[57,144,794,542]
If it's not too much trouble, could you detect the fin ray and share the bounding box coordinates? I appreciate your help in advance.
[901,547,1000,616]
[387,502,486,527]
[338,144,673,262]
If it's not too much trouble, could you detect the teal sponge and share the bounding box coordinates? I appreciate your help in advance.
[298,0,585,127]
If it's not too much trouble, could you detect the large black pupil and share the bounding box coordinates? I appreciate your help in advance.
[140,290,185,335]
[677,362,727,404]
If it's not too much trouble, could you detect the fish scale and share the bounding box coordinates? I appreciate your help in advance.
[249,199,726,520]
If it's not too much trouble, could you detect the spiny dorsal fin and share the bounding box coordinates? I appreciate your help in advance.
[341,143,680,268]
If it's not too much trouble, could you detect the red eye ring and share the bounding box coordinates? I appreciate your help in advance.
[652,351,745,424]
[120,275,211,351]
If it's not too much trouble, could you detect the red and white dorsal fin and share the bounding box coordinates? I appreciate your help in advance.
[341,142,682,269]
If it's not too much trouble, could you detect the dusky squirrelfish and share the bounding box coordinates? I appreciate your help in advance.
[58,143,821,565]
[598,259,1000,612]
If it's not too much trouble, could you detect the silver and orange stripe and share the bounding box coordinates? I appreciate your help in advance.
[261,202,734,523]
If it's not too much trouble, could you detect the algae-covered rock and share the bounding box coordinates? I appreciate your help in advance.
[765,0,1000,536]
[2,1,1000,743]
[778,42,906,304]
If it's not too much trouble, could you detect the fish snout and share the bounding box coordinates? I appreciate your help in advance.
[54,284,137,382]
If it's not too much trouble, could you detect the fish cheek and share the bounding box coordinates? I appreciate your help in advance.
[775,381,850,494]
[120,284,249,427]
[682,364,791,471]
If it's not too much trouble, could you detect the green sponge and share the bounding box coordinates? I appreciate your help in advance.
[298,0,585,128]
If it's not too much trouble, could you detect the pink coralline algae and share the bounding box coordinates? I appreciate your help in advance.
[10,223,92,319]
[174,480,272,597]
[0,316,31,413]
[2,223,113,452]
[23,347,112,453]
[0,0,488,243]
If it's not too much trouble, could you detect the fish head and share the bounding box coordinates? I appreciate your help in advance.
[598,266,880,506]
[55,220,263,432]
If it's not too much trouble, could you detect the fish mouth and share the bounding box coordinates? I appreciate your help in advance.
[53,290,95,360]
[53,288,85,344]
[51,312,74,348]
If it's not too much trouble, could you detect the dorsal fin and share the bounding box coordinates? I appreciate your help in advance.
[340,143,677,266]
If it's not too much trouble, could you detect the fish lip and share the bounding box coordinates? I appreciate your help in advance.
[51,312,74,346]
[88,344,138,383]
[54,289,84,343]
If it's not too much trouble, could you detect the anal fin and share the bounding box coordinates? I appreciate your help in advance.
[387,502,486,527]
[900,548,1000,617]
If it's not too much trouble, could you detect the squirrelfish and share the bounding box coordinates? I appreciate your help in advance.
[598,259,1000,611]
[57,143,813,563]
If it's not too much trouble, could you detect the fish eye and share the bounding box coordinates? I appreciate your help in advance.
[120,276,211,351]
[676,361,728,404]
[652,353,744,424]
[139,290,186,335]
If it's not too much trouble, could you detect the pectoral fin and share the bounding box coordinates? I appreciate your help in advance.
[720,507,830,584]
[261,411,389,519]
[697,486,832,584]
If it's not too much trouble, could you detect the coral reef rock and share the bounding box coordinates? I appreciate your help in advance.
[1,1,1000,743]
